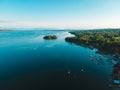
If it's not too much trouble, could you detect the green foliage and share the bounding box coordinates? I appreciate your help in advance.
[65,29,120,54]
[43,35,57,40]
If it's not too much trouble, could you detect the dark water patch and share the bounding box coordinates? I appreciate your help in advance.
[0,30,114,90]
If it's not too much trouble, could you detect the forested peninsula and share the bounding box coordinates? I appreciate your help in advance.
[65,29,120,55]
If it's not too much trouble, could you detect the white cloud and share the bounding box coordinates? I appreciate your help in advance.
[0,18,120,29]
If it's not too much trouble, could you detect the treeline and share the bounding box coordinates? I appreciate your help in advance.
[65,29,120,54]
[43,35,57,40]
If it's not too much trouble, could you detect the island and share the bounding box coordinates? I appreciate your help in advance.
[65,29,120,55]
[43,35,57,40]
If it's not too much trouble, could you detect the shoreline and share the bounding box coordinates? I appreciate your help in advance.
[65,29,120,55]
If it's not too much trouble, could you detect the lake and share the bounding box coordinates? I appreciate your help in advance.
[0,30,114,90]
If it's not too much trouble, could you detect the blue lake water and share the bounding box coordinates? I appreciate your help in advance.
[0,30,114,90]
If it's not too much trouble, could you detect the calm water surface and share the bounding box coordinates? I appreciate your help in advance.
[0,30,114,90]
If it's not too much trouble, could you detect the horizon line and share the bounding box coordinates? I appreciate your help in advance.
[0,27,120,30]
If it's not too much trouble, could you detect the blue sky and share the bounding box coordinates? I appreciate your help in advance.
[0,0,120,29]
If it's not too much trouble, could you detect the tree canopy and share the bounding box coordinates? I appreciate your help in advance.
[65,29,120,54]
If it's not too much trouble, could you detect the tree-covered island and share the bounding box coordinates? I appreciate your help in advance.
[65,29,120,55]
[43,35,57,40]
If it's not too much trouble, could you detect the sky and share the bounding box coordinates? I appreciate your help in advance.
[0,0,120,29]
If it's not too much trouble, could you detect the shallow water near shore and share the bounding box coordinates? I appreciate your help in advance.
[0,30,114,90]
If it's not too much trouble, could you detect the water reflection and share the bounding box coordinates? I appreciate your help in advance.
[0,31,117,89]
[89,52,120,90]
[89,55,105,65]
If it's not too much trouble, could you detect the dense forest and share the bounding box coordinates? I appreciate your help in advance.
[65,29,120,55]
[43,35,57,40]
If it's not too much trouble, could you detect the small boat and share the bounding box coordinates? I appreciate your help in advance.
[89,46,94,50]
[90,55,93,57]
[113,79,120,85]
[96,51,99,54]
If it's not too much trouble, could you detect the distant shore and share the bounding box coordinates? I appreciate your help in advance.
[0,30,12,32]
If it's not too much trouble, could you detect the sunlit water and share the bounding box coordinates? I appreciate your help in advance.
[0,30,114,90]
